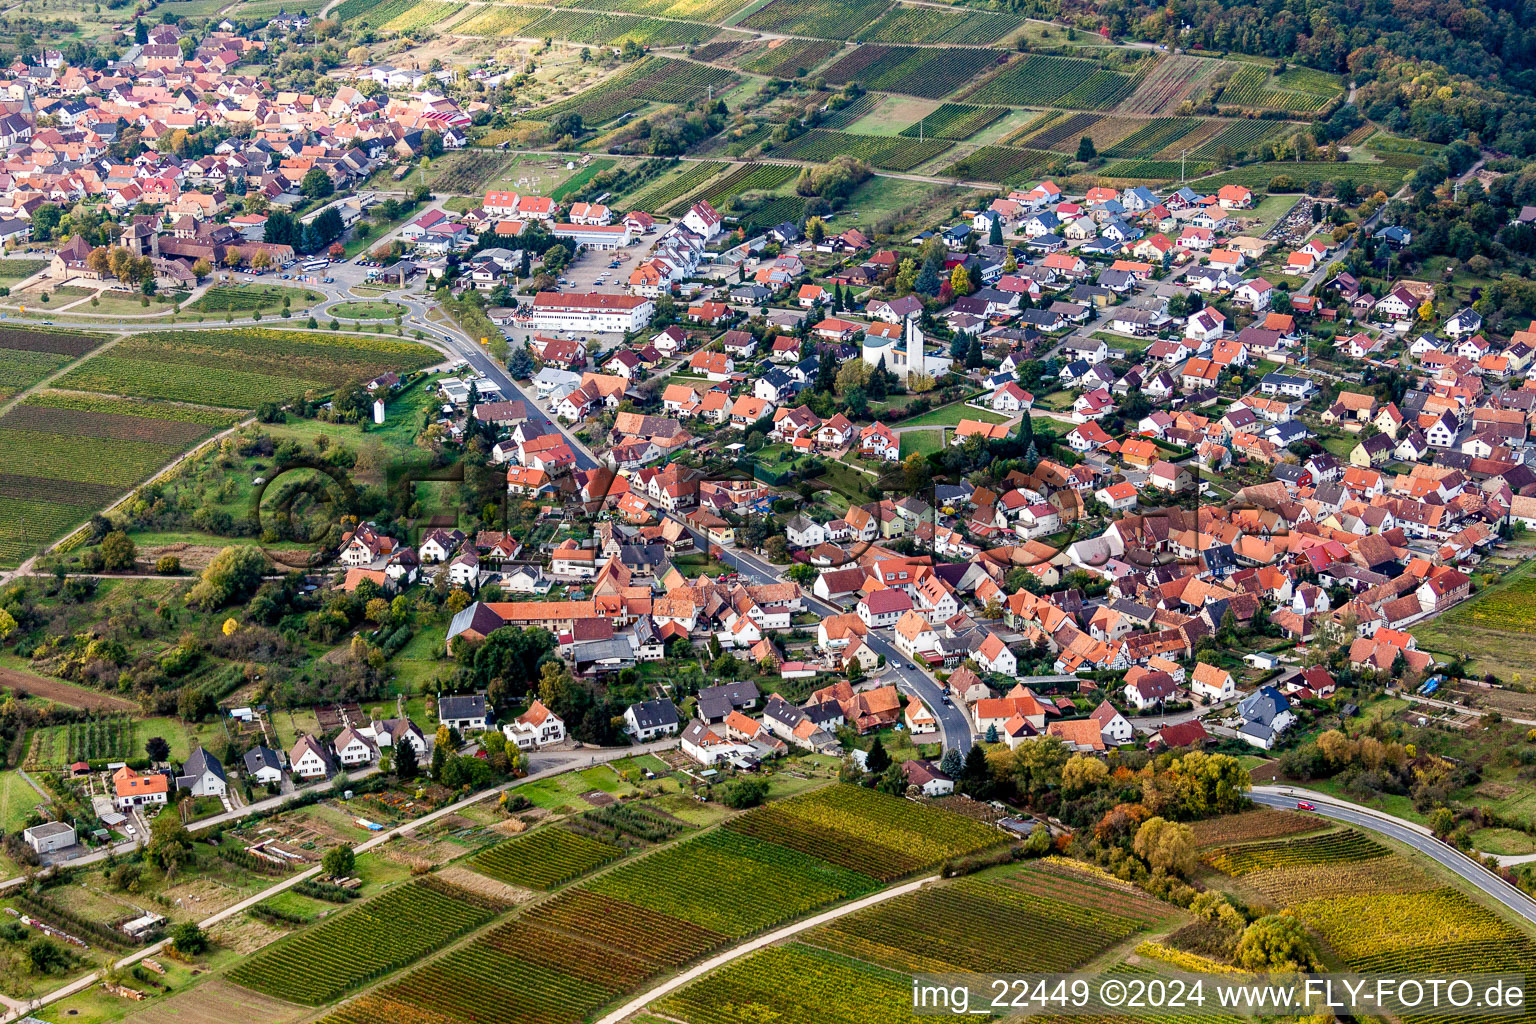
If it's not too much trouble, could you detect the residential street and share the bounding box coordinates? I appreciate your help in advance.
[0,739,679,1024]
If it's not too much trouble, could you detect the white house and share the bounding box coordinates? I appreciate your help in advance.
[113,765,170,810]
[175,748,228,798]
[503,699,566,749]
[1190,662,1235,702]
[438,693,490,732]
[243,745,284,785]
[289,735,333,780]
[333,726,378,768]
[624,699,680,741]
[975,632,1017,677]
[1089,701,1134,745]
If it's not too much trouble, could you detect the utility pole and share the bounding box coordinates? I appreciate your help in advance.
[1180,148,1186,183]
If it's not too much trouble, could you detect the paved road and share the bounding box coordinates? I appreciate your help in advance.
[712,542,975,755]
[1251,785,1536,927]
[0,740,679,1024]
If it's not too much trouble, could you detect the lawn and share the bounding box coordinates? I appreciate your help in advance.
[1243,194,1301,234]
[898,428,944,457]
[331,301,407,320]
[0,770,43,832]
[190,285,324,316]
[1470,827,1536,856]
[899,401,1008,427]
[1096,330,1156,355]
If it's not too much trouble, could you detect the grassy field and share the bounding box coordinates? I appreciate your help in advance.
[898,428,945,457]
[190,286,325,316]
[898,402,1008,427]
[1470,827,1536,856]
[1413,560,1536,678]
[331,301,407,320]
[0,770,42,832]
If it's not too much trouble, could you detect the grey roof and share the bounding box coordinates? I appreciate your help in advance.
[244,744,281,774]
[438,693,488,720]
[177,746,226,787]
[1239,685,1290,726]
[628,699,680,730]
[697,680,760,719]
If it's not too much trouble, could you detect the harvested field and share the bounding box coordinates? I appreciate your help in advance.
[436,865,537,905]
[120,978,310,1024]
[0,665,138,710]
[1190,808,1325,847]
[1116,54,1225,115]
[206,914,294,955]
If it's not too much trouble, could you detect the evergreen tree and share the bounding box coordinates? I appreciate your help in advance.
[939,747,963,776]
[865,736,891,774]
[988,214,1004,246]
[394,737,419,780]
[914,259,941,296]
[965,335,984,368]
[950,330,969,359]
[961,743,993,798]
[1077,136,1097,162]
[868,354,889,400]
[815,352,838,393]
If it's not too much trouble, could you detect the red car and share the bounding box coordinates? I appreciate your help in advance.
[1296,801,1316,811]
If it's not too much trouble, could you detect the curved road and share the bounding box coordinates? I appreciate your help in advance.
[1252,786,1536,927]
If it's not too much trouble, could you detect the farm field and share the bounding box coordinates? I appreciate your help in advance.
[659,860,1178,1024]
[819,45,1004,100]
[740,0,894,39]
[470,825,624,889]
[1190,160,1412,196]
[0,258,47,285]
[1219,62,1341,112]
[0,325,108,400]
[522,10,730,47]
[627,161,727,212]
[897,103,1009,141]
[454,5,546,35]
[1412,560,1536,676]
[228,876,511,1005]
[0,391,240,566]
[682,162,799,214]
[575,0,744,20]
[734,38,839,77]
[965,53,1146,110]
[942,145,1054,186]
[1116,54,1227,115]
[422,150,513,194]
[1202,827,1390,876]
[316,786,1002,1024]
[1199,808,1536,1024]
[0,769,41,832]
[538,58,735,128]
[54,328,437,410]
[331,0,467,30]
[771,130,952,171]
[858,3,1024,44]
[805,860,1176,974]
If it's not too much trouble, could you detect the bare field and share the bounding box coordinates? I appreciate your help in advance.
[119,978,310,1024]
[0,665,137,710]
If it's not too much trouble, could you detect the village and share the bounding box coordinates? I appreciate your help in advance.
[2,5,1536,1024]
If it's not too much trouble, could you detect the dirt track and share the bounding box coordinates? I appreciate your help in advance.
[0,666,138,711]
